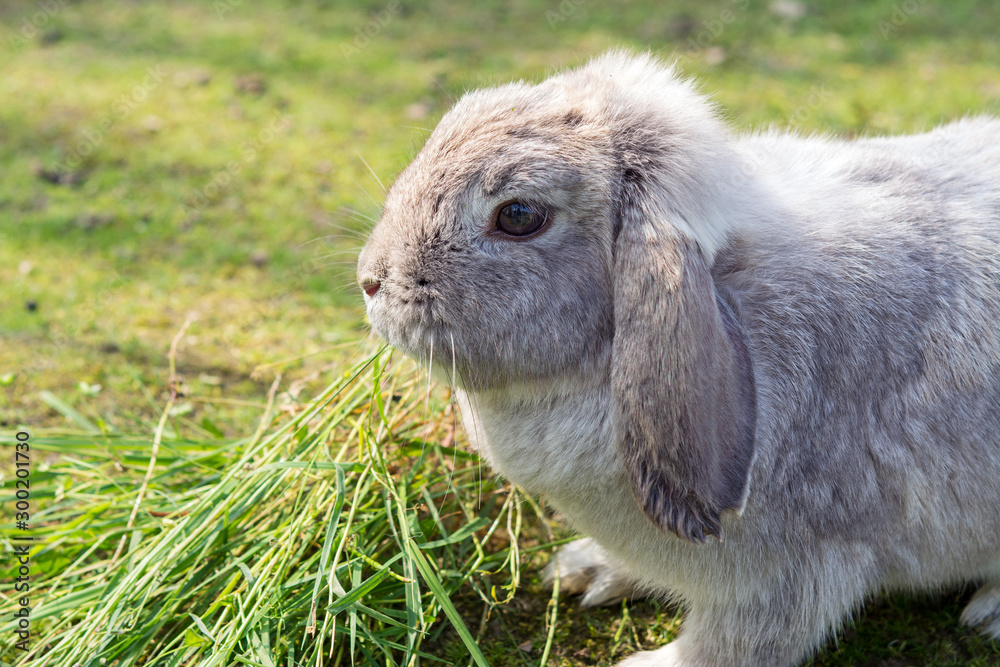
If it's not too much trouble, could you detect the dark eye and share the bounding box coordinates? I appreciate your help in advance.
[495,202,548,237]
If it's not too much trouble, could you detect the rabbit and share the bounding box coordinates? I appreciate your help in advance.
[356,51,1000,666]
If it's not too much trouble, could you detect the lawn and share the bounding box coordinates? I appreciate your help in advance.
[2,1,999,665]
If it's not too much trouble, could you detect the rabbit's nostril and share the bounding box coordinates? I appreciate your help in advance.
[361,279,381,297]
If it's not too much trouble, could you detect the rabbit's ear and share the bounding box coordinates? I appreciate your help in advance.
[612,206,757,544]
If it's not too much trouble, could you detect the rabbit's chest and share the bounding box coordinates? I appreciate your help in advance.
[456,386,704,589]
[455,386,624,503]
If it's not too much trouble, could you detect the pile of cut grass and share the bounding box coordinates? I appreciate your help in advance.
[1,349,556,667]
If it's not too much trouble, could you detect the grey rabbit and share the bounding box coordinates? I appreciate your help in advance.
[356,51,1000,665]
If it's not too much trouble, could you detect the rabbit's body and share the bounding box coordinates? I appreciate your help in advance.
[458,122,1000,663]
[359,52,1000,665]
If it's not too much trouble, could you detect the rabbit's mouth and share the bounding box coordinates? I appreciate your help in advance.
[366,291,455,362]
[367,293,516,390]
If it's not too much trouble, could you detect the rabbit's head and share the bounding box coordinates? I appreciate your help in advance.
[358,52,757,543]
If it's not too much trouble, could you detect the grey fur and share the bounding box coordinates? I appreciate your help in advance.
[357,51,1000,666]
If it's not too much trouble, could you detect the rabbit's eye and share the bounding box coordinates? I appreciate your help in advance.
[495,202,548,237]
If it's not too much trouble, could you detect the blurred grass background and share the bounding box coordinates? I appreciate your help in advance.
[1,1,1000,665]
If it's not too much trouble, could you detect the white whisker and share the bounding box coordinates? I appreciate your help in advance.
[337,207,381,227]
[426,333,434,421]
[356,153,386,194]
[449,332,457,390]
[350,177,384,214]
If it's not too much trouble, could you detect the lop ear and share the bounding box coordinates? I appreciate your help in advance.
[611,208,757,543]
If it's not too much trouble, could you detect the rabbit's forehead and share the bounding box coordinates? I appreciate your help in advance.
[384,147,605,238]
[389,115,610,210]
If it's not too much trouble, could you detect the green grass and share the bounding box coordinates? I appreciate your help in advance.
[2,1,1000,665]
[0,350,534,666]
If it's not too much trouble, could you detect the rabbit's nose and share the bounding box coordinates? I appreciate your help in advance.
[356,247,382,296]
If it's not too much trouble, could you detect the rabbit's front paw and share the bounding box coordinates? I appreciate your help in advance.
[962,580,1000,639]
[615,642,684,666]
[544,537,635,607]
